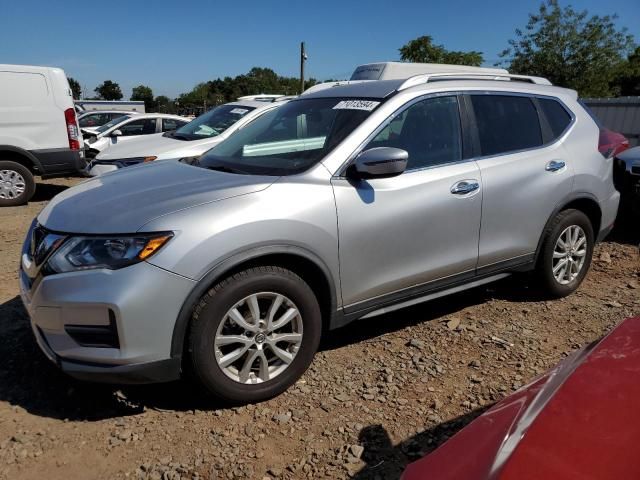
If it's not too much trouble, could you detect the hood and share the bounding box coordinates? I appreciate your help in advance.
[38,161,276,234]
[96,133,223,160]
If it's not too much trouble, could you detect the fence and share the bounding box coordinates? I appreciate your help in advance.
[583,97,640,147]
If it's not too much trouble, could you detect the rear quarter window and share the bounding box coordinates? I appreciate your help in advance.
[539,98,572,139]
[470,95,542,156]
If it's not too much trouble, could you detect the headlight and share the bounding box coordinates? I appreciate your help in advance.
[46,233,172,274]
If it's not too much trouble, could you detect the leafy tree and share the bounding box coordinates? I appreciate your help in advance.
[67,77,82,100]
[94,80,123,101]
[131,85,155,111]
[499,0,635,97]
[612,46,640,96]
[154,95,175,113]
[399,35,483,66]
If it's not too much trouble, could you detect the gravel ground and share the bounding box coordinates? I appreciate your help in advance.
[0,178,638,480]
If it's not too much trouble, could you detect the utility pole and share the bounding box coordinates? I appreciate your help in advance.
[300,42,307,94]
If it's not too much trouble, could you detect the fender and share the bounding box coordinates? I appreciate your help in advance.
[0,144,44,173]
[533,191,602,266]
[169,244,339,359]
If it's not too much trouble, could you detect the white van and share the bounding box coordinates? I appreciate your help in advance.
[0,64,84,206]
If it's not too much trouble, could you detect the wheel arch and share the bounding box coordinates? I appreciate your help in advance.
[534,194,602,266]
[0,145,43,174]
[170,245,338,359]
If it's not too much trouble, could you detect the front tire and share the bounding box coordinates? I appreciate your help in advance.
[188,266,322,404]
[0,161,35,207]
[536,209,594,298]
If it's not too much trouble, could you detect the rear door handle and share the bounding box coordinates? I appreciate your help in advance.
[450,180,480,195]
[545,160,566,172]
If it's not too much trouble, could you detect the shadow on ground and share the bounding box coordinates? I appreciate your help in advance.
[31,181,72,202]
[351,407,487,479]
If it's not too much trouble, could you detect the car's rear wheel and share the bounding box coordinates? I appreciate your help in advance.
[536,209,594,297]
[188,266,321,403]
[0,161,35,207]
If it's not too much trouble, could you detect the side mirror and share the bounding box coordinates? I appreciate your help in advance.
[350,147,408,179]
[111,129,123,137]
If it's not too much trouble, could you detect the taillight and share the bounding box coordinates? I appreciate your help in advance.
[64,108,80,151]
[598,128,629,159]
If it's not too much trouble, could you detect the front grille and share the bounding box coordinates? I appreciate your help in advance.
[64,309,120,349]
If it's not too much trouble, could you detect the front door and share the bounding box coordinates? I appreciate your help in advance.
[332,95,482,312]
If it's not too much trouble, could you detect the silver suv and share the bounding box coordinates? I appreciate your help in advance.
[19,64,619,403]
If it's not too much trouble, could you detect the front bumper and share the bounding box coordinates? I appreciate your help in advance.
[20,260,196,384]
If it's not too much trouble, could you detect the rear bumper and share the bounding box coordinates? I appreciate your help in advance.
[30,147,87,178]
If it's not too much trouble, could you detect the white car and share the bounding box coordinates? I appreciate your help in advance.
[83,113,190,158]
[87,100,288,176]
[78,110,141,131]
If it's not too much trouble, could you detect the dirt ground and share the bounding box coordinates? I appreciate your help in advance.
[0,178,638,480]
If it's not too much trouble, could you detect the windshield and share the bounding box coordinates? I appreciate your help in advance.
[198,98,381,175]
[95,115,130,134]
[174,104,256,140]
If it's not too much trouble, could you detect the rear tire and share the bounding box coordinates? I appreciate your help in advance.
[0,161,35,207]
[188,266,322,404]
[536,209,594,298]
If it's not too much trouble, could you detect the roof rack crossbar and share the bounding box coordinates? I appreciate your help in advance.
[398,72,552,91]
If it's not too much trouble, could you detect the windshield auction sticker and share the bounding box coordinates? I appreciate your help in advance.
[230,108,249,115]
[333,100,380,111]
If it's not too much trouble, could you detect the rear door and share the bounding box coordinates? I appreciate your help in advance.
[332,95,483,311]
[469,93,575,271]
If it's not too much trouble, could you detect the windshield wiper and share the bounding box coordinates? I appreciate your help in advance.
[205,164,248,175]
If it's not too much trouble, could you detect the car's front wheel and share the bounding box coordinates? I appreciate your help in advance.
[537,209,594,298]
[188,266,322,403]
[0,161,35,207]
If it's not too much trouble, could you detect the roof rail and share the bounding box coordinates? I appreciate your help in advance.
[398,72,552,91]
[301,80,371,95]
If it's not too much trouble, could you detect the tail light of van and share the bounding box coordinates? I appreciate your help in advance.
[599,128,629,159]
[64,108,81,151]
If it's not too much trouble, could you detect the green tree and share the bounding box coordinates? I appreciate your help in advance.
[612,46,640,96]
[154,95,175,113]
[499,0,635,97]
[67,77,82,100]
[94,80,123,100]
[399,35,483,66]
[131,85,155,111]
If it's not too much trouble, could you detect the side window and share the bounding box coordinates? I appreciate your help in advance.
[366,96,462,170]
[162,118,184,132]
[538,98,572,139]
[470,95,542,156]
[118,118,157,136]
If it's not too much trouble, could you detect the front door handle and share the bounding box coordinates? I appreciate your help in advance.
[451,180,480,195]
[545,160,566,172]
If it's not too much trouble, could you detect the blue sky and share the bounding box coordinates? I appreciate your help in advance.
[2,0,638,99]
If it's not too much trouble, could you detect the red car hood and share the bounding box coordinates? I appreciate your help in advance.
[403,317,640,480]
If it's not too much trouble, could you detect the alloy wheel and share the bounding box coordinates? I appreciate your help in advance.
[552,225,587,285]
[214,292,303,384]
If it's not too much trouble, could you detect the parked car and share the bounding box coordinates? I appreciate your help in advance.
[19,63,619,403]
[0,64,84,206]
[614,146,640,217]
[78,110,141,130]
[87,100,288,176]
[402,316,640,480]
[82,113,190,158]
